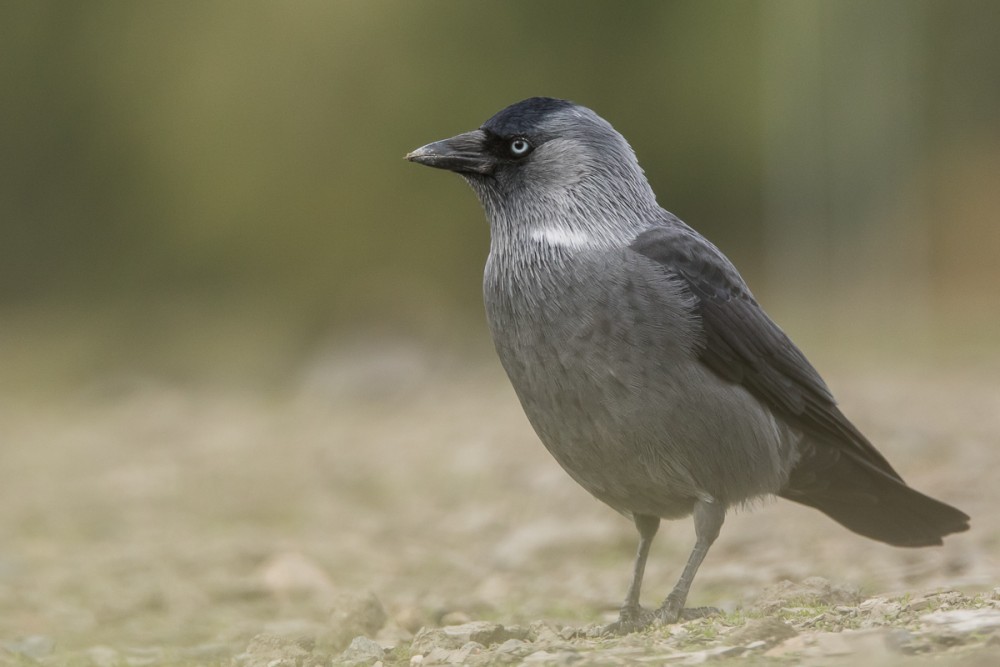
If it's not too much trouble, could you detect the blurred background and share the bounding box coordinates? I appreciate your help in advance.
[2,0,998,392]
[0,0,998,657]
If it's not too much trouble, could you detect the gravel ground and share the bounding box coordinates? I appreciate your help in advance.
[0,340,996,665]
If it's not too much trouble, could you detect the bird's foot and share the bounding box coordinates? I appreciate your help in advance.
[678,606,721,621]
[601,600,722,635]
[651,594,721,625]
[652,593,685,625]
[600,605,655,635]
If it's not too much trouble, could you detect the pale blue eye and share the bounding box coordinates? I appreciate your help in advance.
[509,138,532,157]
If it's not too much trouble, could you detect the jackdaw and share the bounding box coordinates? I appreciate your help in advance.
[406,97,969,633]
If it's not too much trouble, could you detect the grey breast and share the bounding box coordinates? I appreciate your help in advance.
[484,245,798,519]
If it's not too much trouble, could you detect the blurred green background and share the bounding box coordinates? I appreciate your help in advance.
[2,0,999,392]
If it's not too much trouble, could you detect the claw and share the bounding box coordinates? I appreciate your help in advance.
[653,593,685,625]
[600,605,654,635]
[652,598,722,626]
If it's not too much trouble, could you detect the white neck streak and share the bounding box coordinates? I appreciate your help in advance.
[529,226,596,249]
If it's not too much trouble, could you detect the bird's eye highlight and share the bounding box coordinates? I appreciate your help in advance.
[509,138,532,158]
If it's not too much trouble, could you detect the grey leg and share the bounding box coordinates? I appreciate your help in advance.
[602,514,660,635]
[655,498,725,624]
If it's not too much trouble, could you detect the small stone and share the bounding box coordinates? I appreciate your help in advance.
[260,551,336,600]
[864,601,902,625]
[410,621,522,655]
[905,596,934,612]
[396,606,432,634]
[422,647,453,664]
[496,639,528,654]
[439,611,472,626]
[235,633,312,667]
[904,590,962,613]
[328,592,389,651]
[409,656,424,666]
[529,621,561,643]
[338,636,384,666]
[800,613,827,628]
[450,641,484,663]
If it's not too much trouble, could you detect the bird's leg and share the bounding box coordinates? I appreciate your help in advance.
[655,498,725,624]
[601,513,659,635]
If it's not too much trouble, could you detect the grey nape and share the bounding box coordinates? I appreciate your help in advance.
[407,97,969,634]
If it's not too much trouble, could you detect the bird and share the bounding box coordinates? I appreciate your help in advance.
[405,97,969,634]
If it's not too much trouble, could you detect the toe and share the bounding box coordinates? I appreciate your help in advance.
[679,606,721,621]
[653,597,684,625]
[601,606,654,635]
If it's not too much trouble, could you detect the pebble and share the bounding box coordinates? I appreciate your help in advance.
[439,611,472,626]
[450,641,485,663]
[260,551,336,600]
[496,638,528,654]
[234,632,313,667]
[337,636,384,666]
[531,622,564,643]
[329,591,389,651]
[396,605,432,634]
[410,621,526,655]
[421,647,454,664]
[863,601,901,625]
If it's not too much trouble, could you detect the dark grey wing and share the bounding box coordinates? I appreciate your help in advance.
[631,222,968,546]
[629,223,901,480]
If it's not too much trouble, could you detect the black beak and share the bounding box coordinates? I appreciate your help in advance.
[406,129,494,175]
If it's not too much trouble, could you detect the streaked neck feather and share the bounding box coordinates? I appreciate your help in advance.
[529,227,596,249]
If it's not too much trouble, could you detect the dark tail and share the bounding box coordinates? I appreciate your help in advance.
[780,447,970,547]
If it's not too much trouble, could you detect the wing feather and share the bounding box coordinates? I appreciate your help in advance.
[629,223,901,481]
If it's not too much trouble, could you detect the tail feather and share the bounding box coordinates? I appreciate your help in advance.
[780,446,970,547]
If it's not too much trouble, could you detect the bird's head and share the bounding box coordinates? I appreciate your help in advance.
[407,97,658,245]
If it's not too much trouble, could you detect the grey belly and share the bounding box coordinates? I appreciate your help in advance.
[486,256,797,519]
[503,343,795,519]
